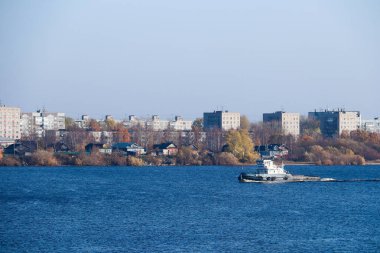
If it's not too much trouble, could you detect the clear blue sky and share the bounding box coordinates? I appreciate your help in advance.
[1,0,379,121]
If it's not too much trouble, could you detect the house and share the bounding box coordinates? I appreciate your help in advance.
[4,141,38,156]
[85,143,112,154]
[112,142,145,156]
[51,142,71,153]
[254,144,288,159]
[153,142,178,156]
[0,137,15,148]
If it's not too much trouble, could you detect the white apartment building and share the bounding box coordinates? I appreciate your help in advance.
[146,115,170,131]
[203,111,240,131]
[75,115,90,129]
[263,111,300,137]
[21,110,66,137]
[0,106,21,139]
[124,115,193,131]
[361,117,380,133]
[309,109,361,137]
[123,115,143,128]
[339,111,361,134]
[169,116,193,131]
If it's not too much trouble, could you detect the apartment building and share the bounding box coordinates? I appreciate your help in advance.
[75,115,90,129]
[146,115,170,131]
[21,110,65,137]
[361,117,380,133]
[124,115,193,131]
[0,105,21,139]
[308,109,361,137]
[169,116,193,131]
[203,111,240,131]
[263,111,300,137]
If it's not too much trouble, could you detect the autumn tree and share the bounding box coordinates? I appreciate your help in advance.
[29,150,59,166]
[193,118,203,129]
[251,122,282,145]
[105,118,116,131]
[176,147,200,165]
[191,118,204,148]
[216,152,240,165]
[206,128,224,152]
[89,119,102,131]
[225,129,257,162]
[300,116,321,137]
[113,123,131,143]
[65,117,76,131]
[240,115,250,130]
[63,129,91,151]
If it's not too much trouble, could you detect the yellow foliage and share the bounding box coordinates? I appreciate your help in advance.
[30,150,59,166]
[127,156,144,166]
[225,129,255,162]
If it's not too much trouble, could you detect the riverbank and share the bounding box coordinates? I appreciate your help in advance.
[1,157,380,167]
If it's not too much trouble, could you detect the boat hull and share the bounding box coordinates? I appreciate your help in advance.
[238,173,322,183]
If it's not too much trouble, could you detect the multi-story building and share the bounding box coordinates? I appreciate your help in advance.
[125,115,193,131]
[169,116,193,131]
[263,111,300,137]
[21,110,65,137]
[203,111,240,131]
[146,115,170,131]
[0,105,21,139]
[123,115,143,128]
[361,117,380,133]
[75,115,90,129]
[308,109,361,137]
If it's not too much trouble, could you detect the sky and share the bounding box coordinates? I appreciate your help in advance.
[0,0,379,121]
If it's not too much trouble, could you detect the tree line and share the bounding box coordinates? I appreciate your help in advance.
[1,116,379,166]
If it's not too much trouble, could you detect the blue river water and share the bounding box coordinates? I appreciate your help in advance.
[1,165,380,253]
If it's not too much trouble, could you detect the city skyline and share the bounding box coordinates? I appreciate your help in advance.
[1,104,376,123]
[1,0,379,121]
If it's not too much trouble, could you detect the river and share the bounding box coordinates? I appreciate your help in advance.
[1,165,380,252]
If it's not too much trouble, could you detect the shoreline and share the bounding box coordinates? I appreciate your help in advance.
[1,161,380,167]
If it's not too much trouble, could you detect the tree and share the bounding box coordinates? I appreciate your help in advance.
[300,116,321,137]
[217,152,240,165]
[105,118,116,131]
[192,118,203,129]
[176,147,200,165]
[127,156,144,166]
[63,129,91,151]
[251,122,281,145]
[225,129,257,162]
[206,128,224,152]
[29,150,59,166]
[191,118,204,148]
[113,123,131,143]
[240,115,250,130]
[65,117,76,131]
[89,119,102,131]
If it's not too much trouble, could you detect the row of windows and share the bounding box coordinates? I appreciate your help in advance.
[223,121,239,125]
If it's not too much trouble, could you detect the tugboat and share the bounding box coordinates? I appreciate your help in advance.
[238,159,328,183]
[239,159,292,183]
